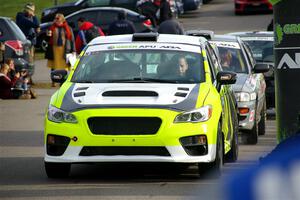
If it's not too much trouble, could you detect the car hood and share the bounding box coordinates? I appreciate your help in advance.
[58,83,206,112]
[232,73,256,92]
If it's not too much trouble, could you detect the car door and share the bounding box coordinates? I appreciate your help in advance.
[242,42,266,115]
[205,43,233,146]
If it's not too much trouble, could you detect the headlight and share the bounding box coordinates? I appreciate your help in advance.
[235,92,256,102]
[174,105,212,123]
[43,8,57,16]
[47,105,78,123]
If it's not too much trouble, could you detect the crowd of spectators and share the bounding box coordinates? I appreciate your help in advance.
[0,0,184,99]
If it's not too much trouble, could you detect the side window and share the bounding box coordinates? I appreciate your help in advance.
[0,20,10,41]
[205,47,216,83]
[67,11,98,32]
[98,11,118,27]
[207,44,221,73]
[87,0,111,6]
[242,43,256,68]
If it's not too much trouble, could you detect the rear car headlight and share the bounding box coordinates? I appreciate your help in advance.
[5,40,23,56]
[174,105,212,123]
[47,105,77,123]
[235,92,256,102]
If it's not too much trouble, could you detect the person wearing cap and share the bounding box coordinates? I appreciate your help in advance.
[16,3,40,84]
[107,10,136,35]
[16,3,40,46]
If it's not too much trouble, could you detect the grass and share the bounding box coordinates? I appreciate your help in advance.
[0,0,70,20]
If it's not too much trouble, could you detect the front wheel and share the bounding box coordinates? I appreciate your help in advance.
[225,120,239,162]
[198,123,223,178]
[258,101,266,136]
[245,117,258,144]
[45,162,71,178]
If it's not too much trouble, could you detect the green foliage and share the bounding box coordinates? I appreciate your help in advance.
[0,0,71,20]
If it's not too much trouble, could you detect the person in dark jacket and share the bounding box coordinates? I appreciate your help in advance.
[159,0,172,24]
[267,18,273,31]
[0,64,19,99]
[137,0,159,27]
[16,3,40,46]
[75,18,105,54]
[108,10,136,35]
[16,3,40,84]
[157,15,184,35]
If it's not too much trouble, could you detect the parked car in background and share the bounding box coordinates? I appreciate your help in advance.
[183,0,202,11]
[37,7,153,51]
[210,35,269,144]
[41,0,183,23]
[228,31,275,109]
[234,0,272,15]
[0,17,32,74]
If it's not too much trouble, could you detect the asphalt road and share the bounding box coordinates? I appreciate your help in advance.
[0,0,275,199]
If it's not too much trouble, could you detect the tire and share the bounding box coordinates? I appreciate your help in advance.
[40,38,48,52]
[198,123,223,178]
[45,162,71,178]
[225,116,239,162]
[258,101,266,136]
[246,115,258,145]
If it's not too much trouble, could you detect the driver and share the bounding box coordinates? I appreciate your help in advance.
[178,56,189,77]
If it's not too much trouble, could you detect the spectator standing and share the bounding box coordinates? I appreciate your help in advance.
[108,11,136,35]
[0,64,20,99]
[16,3,40,82]
[267,18,273,31]
[75,18,105,54]
[46,13,75,87]
[137,0,158,27]
[157,15,184,35]
[159,0,172,24]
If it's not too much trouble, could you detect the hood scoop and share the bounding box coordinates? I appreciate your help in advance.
[102,90,159,97]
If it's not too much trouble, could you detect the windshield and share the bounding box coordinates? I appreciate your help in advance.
[243,40,274,63]
[217,46,249,74]
[72,48,205,84]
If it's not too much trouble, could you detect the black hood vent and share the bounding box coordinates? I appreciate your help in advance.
[102,90,159,97]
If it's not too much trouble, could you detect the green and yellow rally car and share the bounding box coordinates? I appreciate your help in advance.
[44,33,239,178]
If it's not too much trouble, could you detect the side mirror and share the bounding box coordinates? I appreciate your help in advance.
[217,71,237,85]
[253,63,270,73]
[216,71,236,91]
[51,70,68,84]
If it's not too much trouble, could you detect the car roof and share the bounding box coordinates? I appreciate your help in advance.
[67,7,140,19]
[89,33,208,46]
[211,34,239,42]
[228,31,274,37]
[0,16,10,20]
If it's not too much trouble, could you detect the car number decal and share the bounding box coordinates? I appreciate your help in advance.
[241,37,274,41]
[85,43,202,55]
[210,41,240,49]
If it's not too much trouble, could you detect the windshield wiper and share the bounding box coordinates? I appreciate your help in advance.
[108,77,179,83]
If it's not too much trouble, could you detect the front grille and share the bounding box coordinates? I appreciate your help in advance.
[79,146,171,156]
[87,117,162,135]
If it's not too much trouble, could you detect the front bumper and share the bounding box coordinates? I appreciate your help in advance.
[237,100,256,131]
[44,108,219,164]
